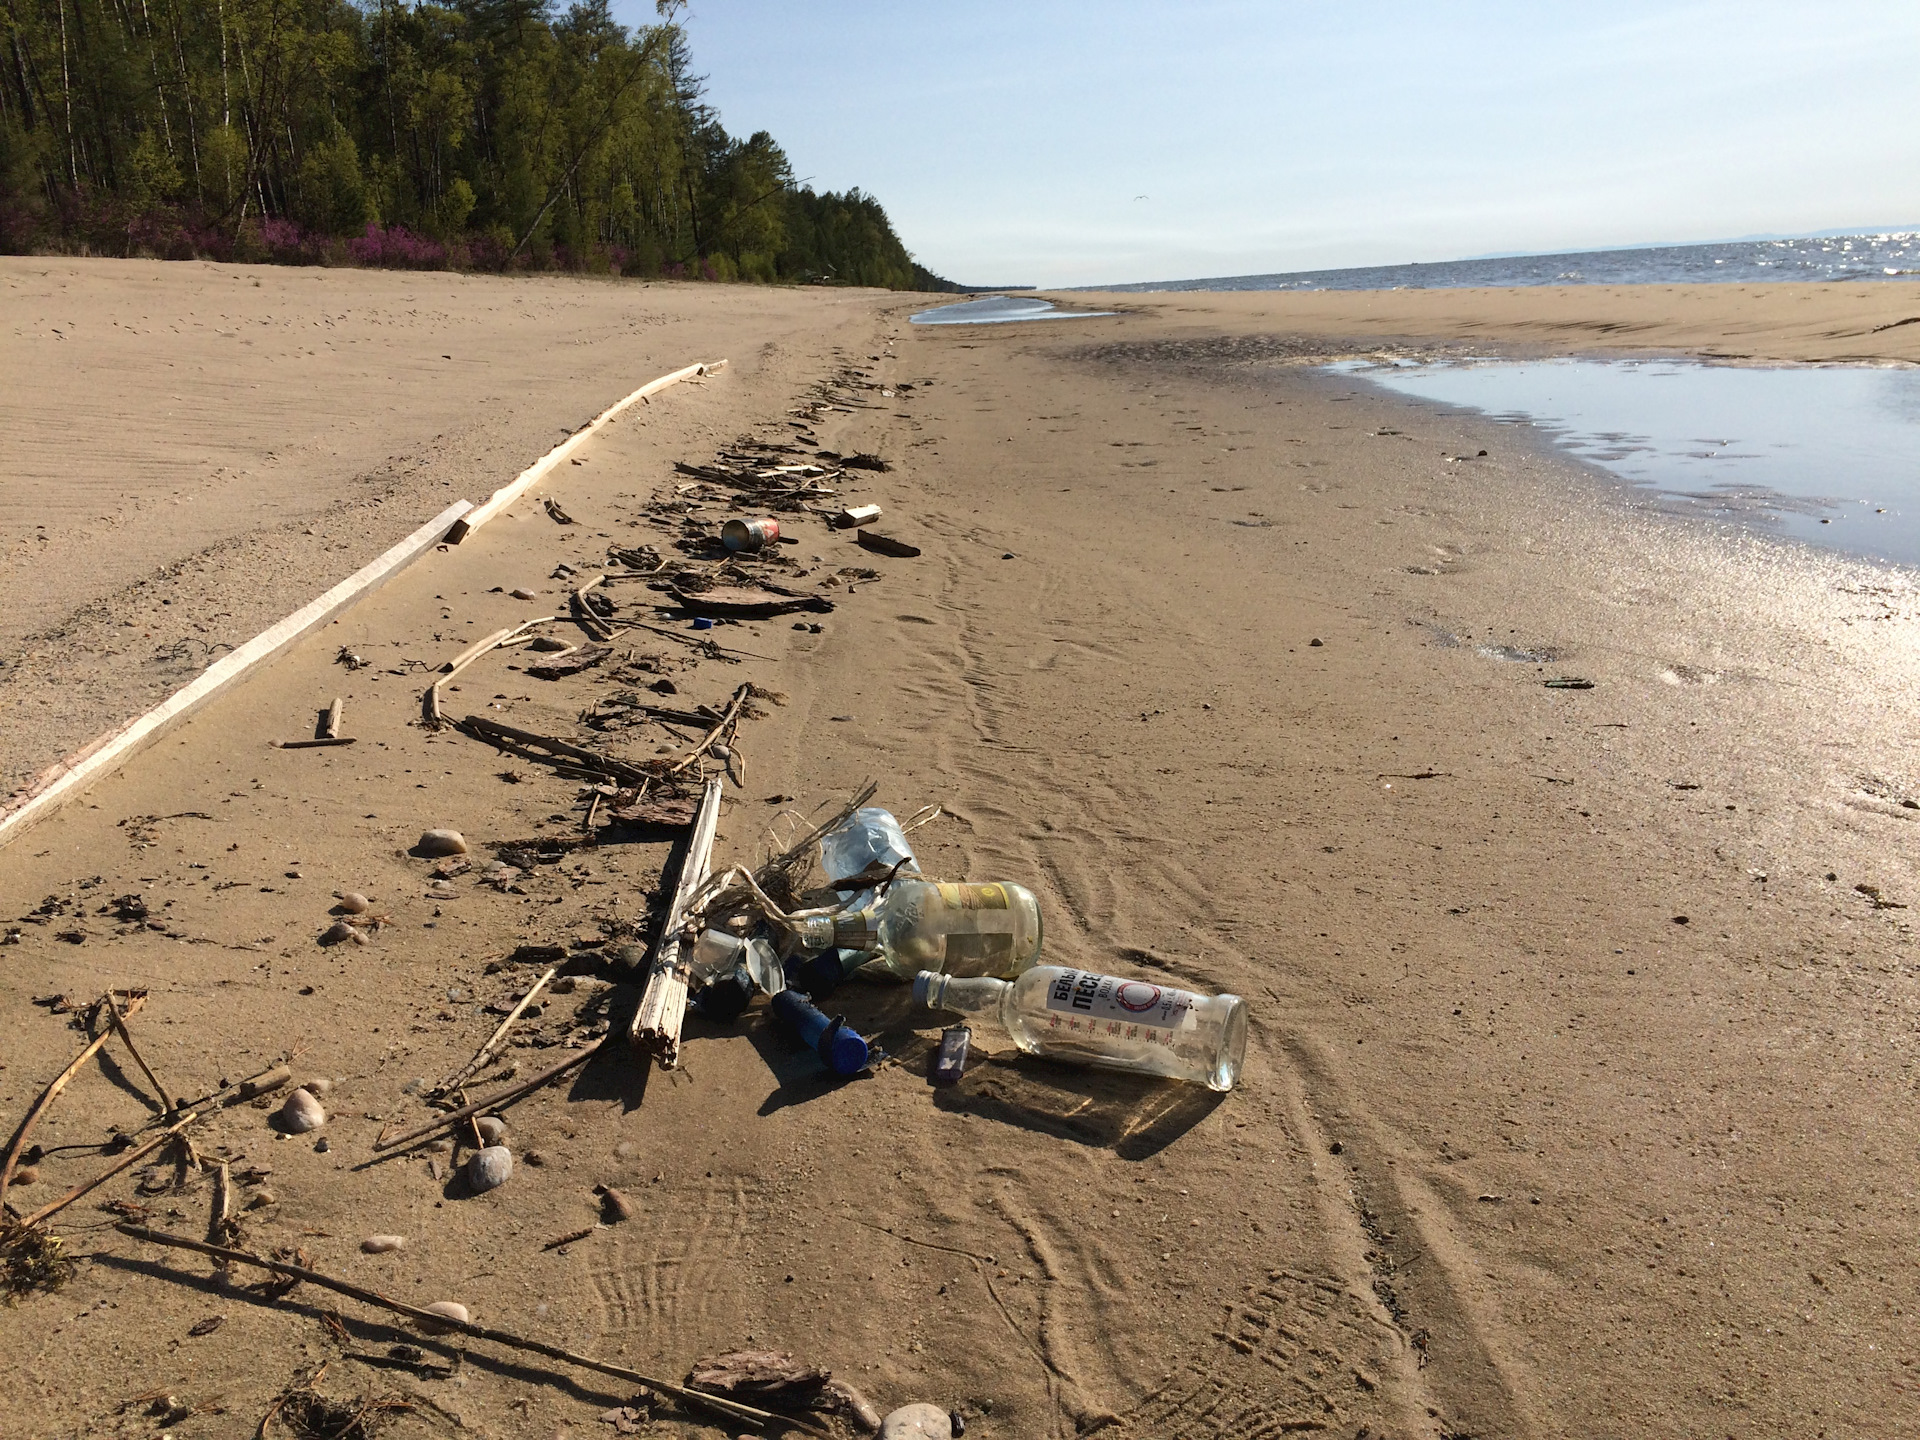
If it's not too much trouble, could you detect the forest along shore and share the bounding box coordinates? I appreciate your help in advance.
[2,274,1918,1440]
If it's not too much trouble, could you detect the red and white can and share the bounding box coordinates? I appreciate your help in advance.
[721,517,781,552]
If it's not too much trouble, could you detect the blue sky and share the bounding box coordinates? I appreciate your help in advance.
[608,2,1920,288]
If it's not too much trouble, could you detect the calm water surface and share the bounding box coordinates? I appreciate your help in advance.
[1335,358,1920,567]
[1085,232,1920,293]
[910,295,1114,325]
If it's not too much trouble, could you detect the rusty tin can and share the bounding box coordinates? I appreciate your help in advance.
[721,517,781,552]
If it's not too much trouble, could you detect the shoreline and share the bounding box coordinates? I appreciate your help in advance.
[3,266,1917,1438]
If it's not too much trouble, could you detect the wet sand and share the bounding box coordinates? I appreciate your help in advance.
[3,270,1919,1440]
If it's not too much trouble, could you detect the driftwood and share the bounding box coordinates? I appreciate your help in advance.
[431,967,557,1098]
[456,715,650,785]
[571,575,618,641]
[322,697,344,740]
[17,1111,199,1228]
[856,530,921,559]
[113,1224,808,1434]
[271,737,357,750]
[0,501,470,851]
[671,584,832,619]
[102,990,174,1114]
[373,1040,604,1154]
[1,992,149,1209]
[423,617,556,729]
[524,644,611,680]
[628,777,723,1068]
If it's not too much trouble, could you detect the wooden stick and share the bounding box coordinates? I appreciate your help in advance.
[456,715,651,784]
[0,993,148,1208]
[423,618,555,729]
[665,685,750,778]
[322,697,343,740]
[114,1224,809,1434]
[432,964,558,1099]
[103,990,174,1114]
[271,738,357,750]
[0,501,471,850]
[629,777,723,1068]
[18,1110,199,1228]
[570,574,617,642]
[208,1160,235,1267]
[374,1041,603,1153]
[619,619,767,662]
[445,361,725,545]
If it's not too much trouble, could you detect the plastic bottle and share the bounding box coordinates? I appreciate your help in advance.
[819,807,918,912]
[912,965,1248,1091]
[791,879,1043,980]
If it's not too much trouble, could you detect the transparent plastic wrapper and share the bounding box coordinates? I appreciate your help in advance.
[818,807,918,913]
[913,965,1248,1091]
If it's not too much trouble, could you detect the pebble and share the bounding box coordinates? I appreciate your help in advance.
[417,829,468,857]
[510,588,539,601]
[417,1300,470,1333]
[336,892,371,914]
[361,1234,406,1254]
[528,635,570,652]
[598,1185,635,1223]
[279,1088,326,1133]
[319,920,363,946]
[881,1403,954,1440]
[11,1164,38,1186]
[245,1188,277,1210]
[304,1078,333,1096]
[468,1145,512,1193]
[474,1116,507,1144]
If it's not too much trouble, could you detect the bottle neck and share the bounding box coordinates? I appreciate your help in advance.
[913,971,1008,1015]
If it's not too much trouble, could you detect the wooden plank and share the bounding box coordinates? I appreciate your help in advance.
[629,776,724,1067]
[446,359,729,544]
[0,499,473,850]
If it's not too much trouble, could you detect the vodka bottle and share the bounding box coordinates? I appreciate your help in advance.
[791,879,1043,979]
[912,965,1248,1091]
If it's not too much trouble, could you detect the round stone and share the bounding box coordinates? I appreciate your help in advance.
[467,1145,512,1193]
[881,1403,954,1440]
[278,1088,325,1133]
[417,829,468,857]
[361,1234,406,1254]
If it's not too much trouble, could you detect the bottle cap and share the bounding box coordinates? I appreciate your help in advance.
[911,970,945,1008]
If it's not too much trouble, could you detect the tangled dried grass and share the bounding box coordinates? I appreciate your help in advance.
[1,1218,74,1300]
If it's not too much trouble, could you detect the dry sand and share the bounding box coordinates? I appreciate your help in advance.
[3,270,1920,1440]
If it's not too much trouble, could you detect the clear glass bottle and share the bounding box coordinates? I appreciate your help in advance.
[791,879,1043,979]
[912,965,1248,1091]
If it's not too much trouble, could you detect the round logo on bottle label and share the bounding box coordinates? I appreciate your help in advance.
[1114,981,1163,1012]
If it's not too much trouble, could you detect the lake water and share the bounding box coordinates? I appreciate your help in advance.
[910,295,1114,325]
[1084,232,1920,294]
[1334,358,1920,568]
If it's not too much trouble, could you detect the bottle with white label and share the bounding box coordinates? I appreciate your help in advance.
[790,879,1043,980]
[911,965,1248,1091]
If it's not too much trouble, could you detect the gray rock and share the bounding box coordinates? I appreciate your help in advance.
[417,829,469,857]
[881,1403,954,1440]
[361,1234,406,1254]
[474,1115,507,1145]
[467,1145,512,1193]
[278,1088,325,1133]
[335,892,371,914]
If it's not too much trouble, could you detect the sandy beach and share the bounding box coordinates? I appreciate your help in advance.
[4,266,1920,1440]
